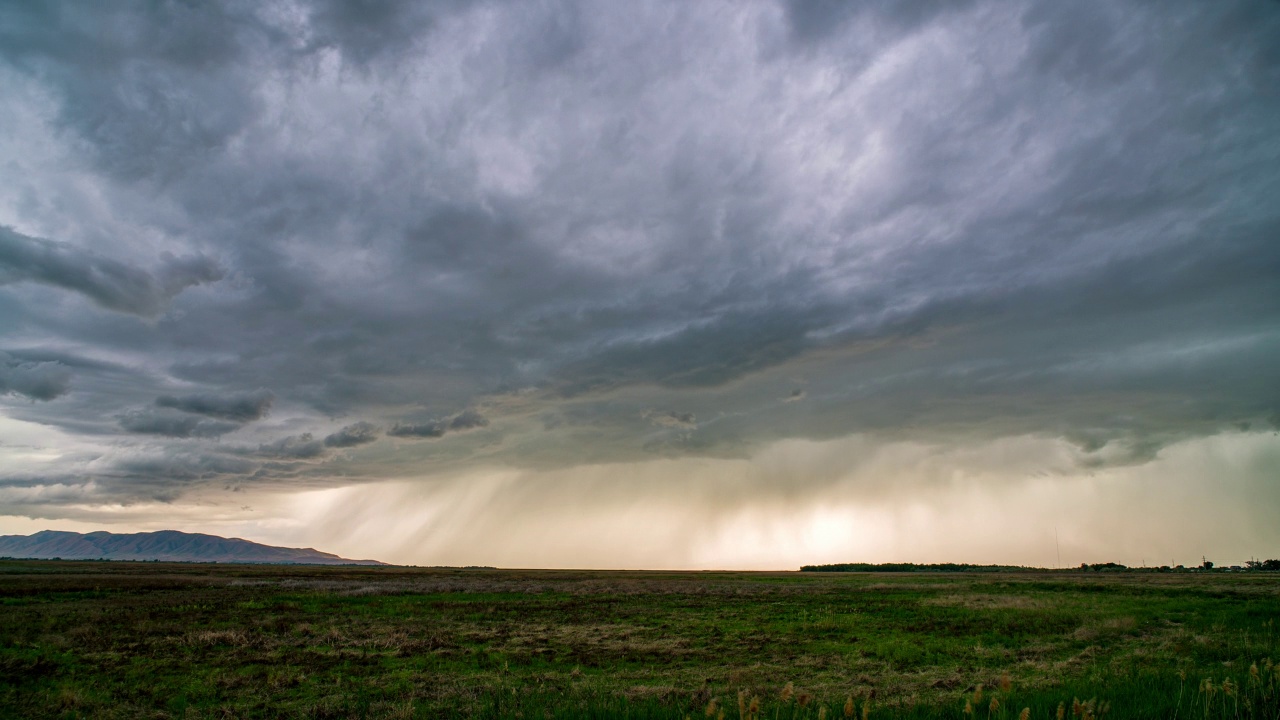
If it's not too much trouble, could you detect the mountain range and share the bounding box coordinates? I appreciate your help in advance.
[0,530,386,565]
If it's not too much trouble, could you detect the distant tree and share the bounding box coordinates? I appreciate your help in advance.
[1080,562,1127,572]
[1201,559,1214,570]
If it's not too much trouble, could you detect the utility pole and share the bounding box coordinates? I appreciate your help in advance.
[1055,526,1061,569]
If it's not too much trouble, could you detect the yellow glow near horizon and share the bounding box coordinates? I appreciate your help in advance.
[5,431,1278,570]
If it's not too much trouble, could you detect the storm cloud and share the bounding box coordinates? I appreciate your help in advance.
[256,433,327,460]
[117,409,241,439]
[0,352,71,401]
[0,0,1277,565]
[323,422,381,449]
[0,227,224,316]
[155,390,274,422]
[387,422,447,439]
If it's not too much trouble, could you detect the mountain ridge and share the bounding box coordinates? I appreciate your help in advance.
[0,529,386,565]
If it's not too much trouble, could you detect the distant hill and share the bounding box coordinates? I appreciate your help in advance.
[0,530,386,565]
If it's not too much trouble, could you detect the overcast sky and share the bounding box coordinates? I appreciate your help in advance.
[1,0,1278,568]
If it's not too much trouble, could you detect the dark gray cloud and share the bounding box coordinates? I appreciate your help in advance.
[0,227,223,316]
[387,422,446,439]
[448,410,489,432]
[324,422,380,449]
[387,410,488,439]
[0,1,284,181]
[155,389,273,422]
[117,409,240,439]
[256,433,327,460]
[781,0,976,47]
[0,351,71,401]
[108,451,257,488]
[0,0,1277,514]
[304,0,469,67]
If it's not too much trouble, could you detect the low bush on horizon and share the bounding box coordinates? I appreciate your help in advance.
[0,561,1277,718]
[802,560,1280,573]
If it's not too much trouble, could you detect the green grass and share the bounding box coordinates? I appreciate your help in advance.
[0,561,1276,718]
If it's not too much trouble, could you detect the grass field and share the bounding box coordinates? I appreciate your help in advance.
[1,561,1277,719]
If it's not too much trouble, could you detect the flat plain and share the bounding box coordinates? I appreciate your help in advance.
[1,560,1277,719]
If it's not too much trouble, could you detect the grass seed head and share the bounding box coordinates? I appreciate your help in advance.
[1200,678,1215,697]
[999,674,1012,693]
[1056,701,1065,720]
[781,682,794,702]
[989,697,999,713]
[1020,708,1031,720]
[844,696,855,718]
[705,698,718,717]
